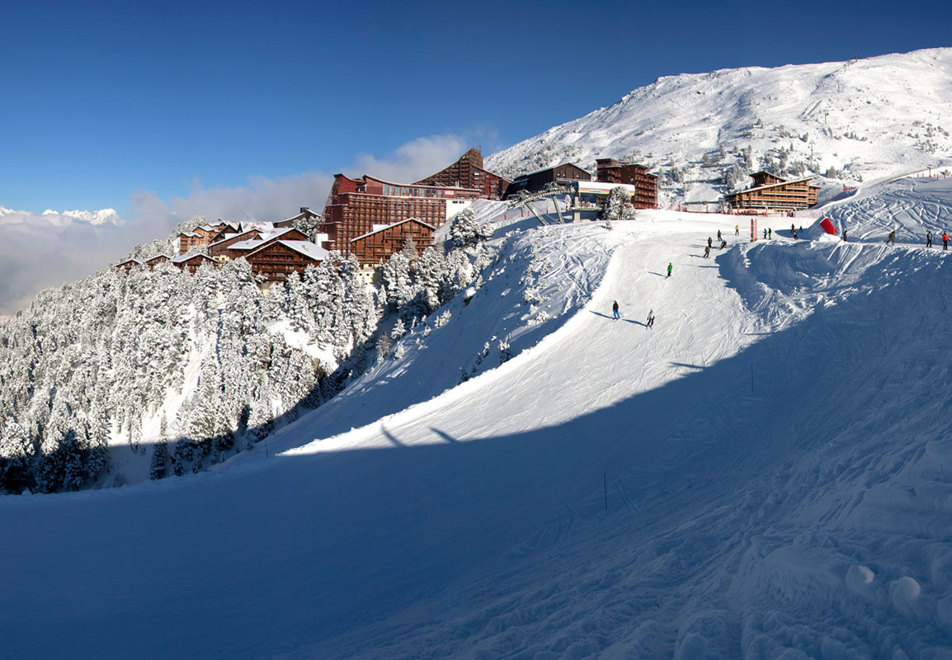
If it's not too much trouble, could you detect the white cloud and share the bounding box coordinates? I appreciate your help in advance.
[351,135,470,182]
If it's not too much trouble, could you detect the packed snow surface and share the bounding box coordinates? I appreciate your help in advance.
[3,180,952,658]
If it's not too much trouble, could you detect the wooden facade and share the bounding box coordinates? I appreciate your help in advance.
[173,254,219,274]
[349,218,436,265]
[116,258,143,274]
[177,222,239,254]
[274,207,320,229]
[145,255,172,269]
[207,229,264,260]
[415,148,511,200]
[725,172,820,211]
[245,241,328,281]
[595,158,658,209]
[505,163,592,197]
[320,173,478,254]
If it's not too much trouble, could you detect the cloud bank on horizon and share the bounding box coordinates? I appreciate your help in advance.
[0,133,479,316]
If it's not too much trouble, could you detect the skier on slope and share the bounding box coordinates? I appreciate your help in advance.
[720,238,727,249]
[666,262,673,278]
[703,246,711,258]
[943,231,949,250]
[708,236,713,248]
[887,229,896,245]
[646,310,655,329]
[735,224,739,236]
[926,231,933,248]
[717,230,722,241]
[612,300,620,320]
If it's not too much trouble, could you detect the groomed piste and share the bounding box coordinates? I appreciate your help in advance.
[2,178,952,658]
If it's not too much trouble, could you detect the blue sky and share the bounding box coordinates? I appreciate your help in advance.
[1,0,948,216]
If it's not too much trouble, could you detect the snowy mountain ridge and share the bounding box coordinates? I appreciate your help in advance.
[486,48,952,206]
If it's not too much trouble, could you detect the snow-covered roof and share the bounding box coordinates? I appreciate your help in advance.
[171,253,215,264]
[246,240,328,262]
[206,229,262,250]
[350,217,437,243]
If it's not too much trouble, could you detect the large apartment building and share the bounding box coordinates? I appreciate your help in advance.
[595,158,658,209]
[725,172,820,211]
[414,148,511,200]
[320,173,479,256]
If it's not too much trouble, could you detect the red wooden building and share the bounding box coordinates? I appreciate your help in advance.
[415,148,511,200]
[172,253,219,274]
[244,240,329,281]
[176,222,240,254]
[274,207,320,229]
[116,258,143,274]
[145,254,172,269]
[504,162,592,198]
[349,218,436,265]
[207,228,265,260]
[595,158,658,209]
[725,172,820,211]
[321,174,478,254]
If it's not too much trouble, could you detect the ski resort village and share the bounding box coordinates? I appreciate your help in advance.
[2,42,952,659]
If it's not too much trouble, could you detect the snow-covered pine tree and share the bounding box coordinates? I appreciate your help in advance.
[449,207,493,248]
[604,186,636,220]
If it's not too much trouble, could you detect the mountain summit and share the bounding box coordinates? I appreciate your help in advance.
[487,48,952,205]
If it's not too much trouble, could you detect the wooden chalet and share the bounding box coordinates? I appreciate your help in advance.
[415,148,511,200]
[274,207,320,229]
[177,222,240,254]
[244,240,329,281]
[211,228,312,262]
[207,228,265,260]
[725,171,820,211]
[145,254,172,269]
[595,158,658,209]
[505,163,592,198]
[172,253,219,274]
[349,218,436,265]
[116,258,143,274]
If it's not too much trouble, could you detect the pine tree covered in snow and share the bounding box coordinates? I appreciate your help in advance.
[449,208,493,248]
[604,187,637,220]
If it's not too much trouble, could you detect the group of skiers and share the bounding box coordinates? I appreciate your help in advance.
[924,230,950,249]
[883,229,950,249]
[611,300,655,329]
[704,234,727,258]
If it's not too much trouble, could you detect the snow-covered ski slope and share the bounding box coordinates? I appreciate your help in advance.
[822,175,952,242]
[486,48,952,201]
[4,181,952,658]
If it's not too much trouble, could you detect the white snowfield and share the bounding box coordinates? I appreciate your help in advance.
[3,181,952,658]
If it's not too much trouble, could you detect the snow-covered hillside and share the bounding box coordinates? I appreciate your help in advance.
[3,179,952,657]
[487,48,952,206]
